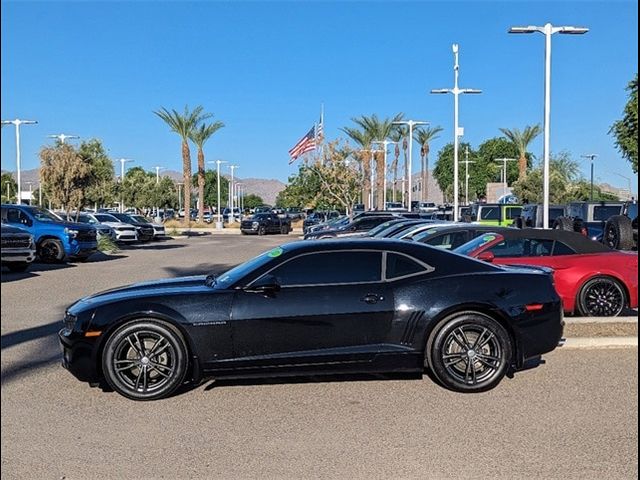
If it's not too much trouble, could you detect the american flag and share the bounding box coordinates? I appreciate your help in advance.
[288,125,319,164]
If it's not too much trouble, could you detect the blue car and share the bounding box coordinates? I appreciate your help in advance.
[1,204,98,263]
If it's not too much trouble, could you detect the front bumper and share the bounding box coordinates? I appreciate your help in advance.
[68,241,98,258]
[1,247,36,264]
[59,328,101,383]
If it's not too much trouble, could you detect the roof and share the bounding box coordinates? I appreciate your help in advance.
[493,228,612,254]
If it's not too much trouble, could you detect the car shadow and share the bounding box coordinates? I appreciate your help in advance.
[77,252,127,263]
[120,243,186,251]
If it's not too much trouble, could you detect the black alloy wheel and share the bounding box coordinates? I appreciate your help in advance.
[280,225,289,235]
[102,320,188,401]
[258,225,266,236]
[38,238,65,263]
[577,277,626,317]
[428,312,512,393]
[604,216,634,250]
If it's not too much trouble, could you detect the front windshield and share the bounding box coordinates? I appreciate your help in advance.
[95,214,120,223]
[131,215,150,224]
[77,215,98,224]
[367,219,403,237]
[386,202,403,209]
[27,207,63,222]
[214,246,284,289]
[453,233,502,256]
[412,227,442,243]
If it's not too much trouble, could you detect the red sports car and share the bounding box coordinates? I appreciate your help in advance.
[455,229,638,317]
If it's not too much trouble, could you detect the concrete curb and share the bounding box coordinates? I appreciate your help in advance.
[564,316,638,337]
[561,337,638,349]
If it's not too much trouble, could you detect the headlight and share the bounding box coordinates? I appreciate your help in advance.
[64,227,79,238]
[252,221,259,228]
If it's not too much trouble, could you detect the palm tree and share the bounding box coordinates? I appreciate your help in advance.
[341,126,373,210]
[414,126,443,202]
[189,120,225,223]
[154,105,211,224]
[388,129,404,202]
[499,124,542,180]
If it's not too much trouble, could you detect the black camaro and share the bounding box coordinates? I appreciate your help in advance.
[59,240,564,400]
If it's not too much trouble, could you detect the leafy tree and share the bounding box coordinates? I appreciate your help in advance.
[499,124,541,179]
[610,74,638,173]
[39,143,91,213]
[192,169,229,211]
[154,105,211,223]
[242,194,264,210]
[78,138,116,208]
[1,172,17,203]
[121,167,155,211]
[188,120,224,222]
[414,126,443,202]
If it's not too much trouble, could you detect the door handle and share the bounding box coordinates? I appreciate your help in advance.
[361,294,383,304]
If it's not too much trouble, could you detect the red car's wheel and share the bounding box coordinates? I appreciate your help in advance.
[577,277,626,317]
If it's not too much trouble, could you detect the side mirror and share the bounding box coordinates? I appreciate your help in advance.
[477,251,495,263]
[246,274,281,295]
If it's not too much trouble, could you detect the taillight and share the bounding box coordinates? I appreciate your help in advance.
[580,227,588,236]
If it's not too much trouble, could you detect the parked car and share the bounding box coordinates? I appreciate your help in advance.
[254,205,273,214]
[1,204,97,263]
[109,213,155,242]
[415,202,439,213]
[1,224,36,272]
[93,213,138,242]
[514,204,566,229]
[222,207,242,222]
[602,201,638,251]
[385,202,406,212]
[128,214,166,239]
[305,215,349,235]
[553,201,626,241]
[469,203,523,227]
[284,207,304,221]
[412,224,513,250]
[70,212,115,240]
[454,229,638,317]
[304,215,400,239]
[240,213,291,235]
[59,239,563,400]
[302,210,341,234]
[352,203,365,214]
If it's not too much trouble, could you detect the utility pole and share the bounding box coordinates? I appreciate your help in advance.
[372,140,397,208]
[494,158,518,199]
[116,158,133,213]
[580,154,598,201]
[431,44,481,221]
[461,146,476,205]
[209,160,228,229]
[47,133,79,144]
[392,120,428,211]
[228,165,239,222]
[2,118,38,204]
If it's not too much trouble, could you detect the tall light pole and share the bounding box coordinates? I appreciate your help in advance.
[509,23,588,227]
[228,165,239,221]
[2,119,38,204]
[461,146,476,205]
[177,183,184,213]
[359,148,381,210]
[580,154,598,201]
[372,140,397,208]
[235,182,244,216]
[47,133,79,144]
[116,158,133,213]
[154,165,165,184]
[613,173,634,200]
[431,44,481,221]
[5,181,11,203]
[209,160,227,229]
[495,158,518,198]
[392,120,428,211]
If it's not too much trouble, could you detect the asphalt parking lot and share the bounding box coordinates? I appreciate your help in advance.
[1,235,638,480]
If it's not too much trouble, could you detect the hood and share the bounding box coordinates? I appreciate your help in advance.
[102,222,135,229]
[58,220,95,231]
[68,275,211,313]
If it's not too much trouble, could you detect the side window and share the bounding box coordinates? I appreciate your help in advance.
[525,239,553,256]
[488,239,525,257]
[269,251,382,286]
[386,253,428,279]
[6,209,22,224]
[480,207,501,221]
[425,232,468,250]
[553,241,576,256]
[505,207,522,220]
[355,218,381,231]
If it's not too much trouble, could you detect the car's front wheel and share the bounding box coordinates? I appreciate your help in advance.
[427,312,512,393]
[38,238,65,263]
[102,320,188,401]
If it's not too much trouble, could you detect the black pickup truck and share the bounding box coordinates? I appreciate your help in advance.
[241,213,291,235]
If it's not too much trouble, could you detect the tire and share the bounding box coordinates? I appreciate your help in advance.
[577,277,626,317]
[553,216,574,231]
[604,215,634,250]
[258,226,266,236]
[280,225,289,235]
[427,312,512,393]
[514,217,525,229]
[5,262,29,273]
[38,238,65,263]
[102,320,188,401]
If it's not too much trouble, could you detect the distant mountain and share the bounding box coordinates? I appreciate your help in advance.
[2,168,287,205]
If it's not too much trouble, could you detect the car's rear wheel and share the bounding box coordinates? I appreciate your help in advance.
[604,215,634,250]
[38,238,65,263]
[102,320,188,401]
[280,225,289,235]
[577,277,626,317]
[258,226,266,236]
[428,312,512,393]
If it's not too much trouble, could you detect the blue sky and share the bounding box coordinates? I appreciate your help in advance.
[1,1,638,194]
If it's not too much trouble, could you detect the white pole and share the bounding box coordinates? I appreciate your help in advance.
[370,150,375,209]
[120,159,125,213]
[542,23,552,229]
[408,123,414,210]
[383,144,388,207]
[453,56,460,219]
[217,162,222,227]
[15,124,22,204]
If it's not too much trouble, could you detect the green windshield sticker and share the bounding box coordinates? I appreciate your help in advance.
[482,235,496,242]
[268,247,284,258]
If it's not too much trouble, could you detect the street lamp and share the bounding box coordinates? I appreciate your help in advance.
[431,44,481,221]
[509,23,589,228]
[154,165,166,184]
[372,140,397,208]
[1,118,38,204]
[5,180,12,203]
[116,158,134,213]
[613,173,634,200]
[359,148,382,210]
[461,146,476,205]
[580,154,598,201]
[392,120,428,211]
[235,182,244,216]
[177,182,184,213]
[208,160,227,229]
[47,133,79,144]
[494,158,518,198]
[228,165,239,222]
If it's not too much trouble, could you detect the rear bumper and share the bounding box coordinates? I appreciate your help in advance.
[513,301,565,369]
